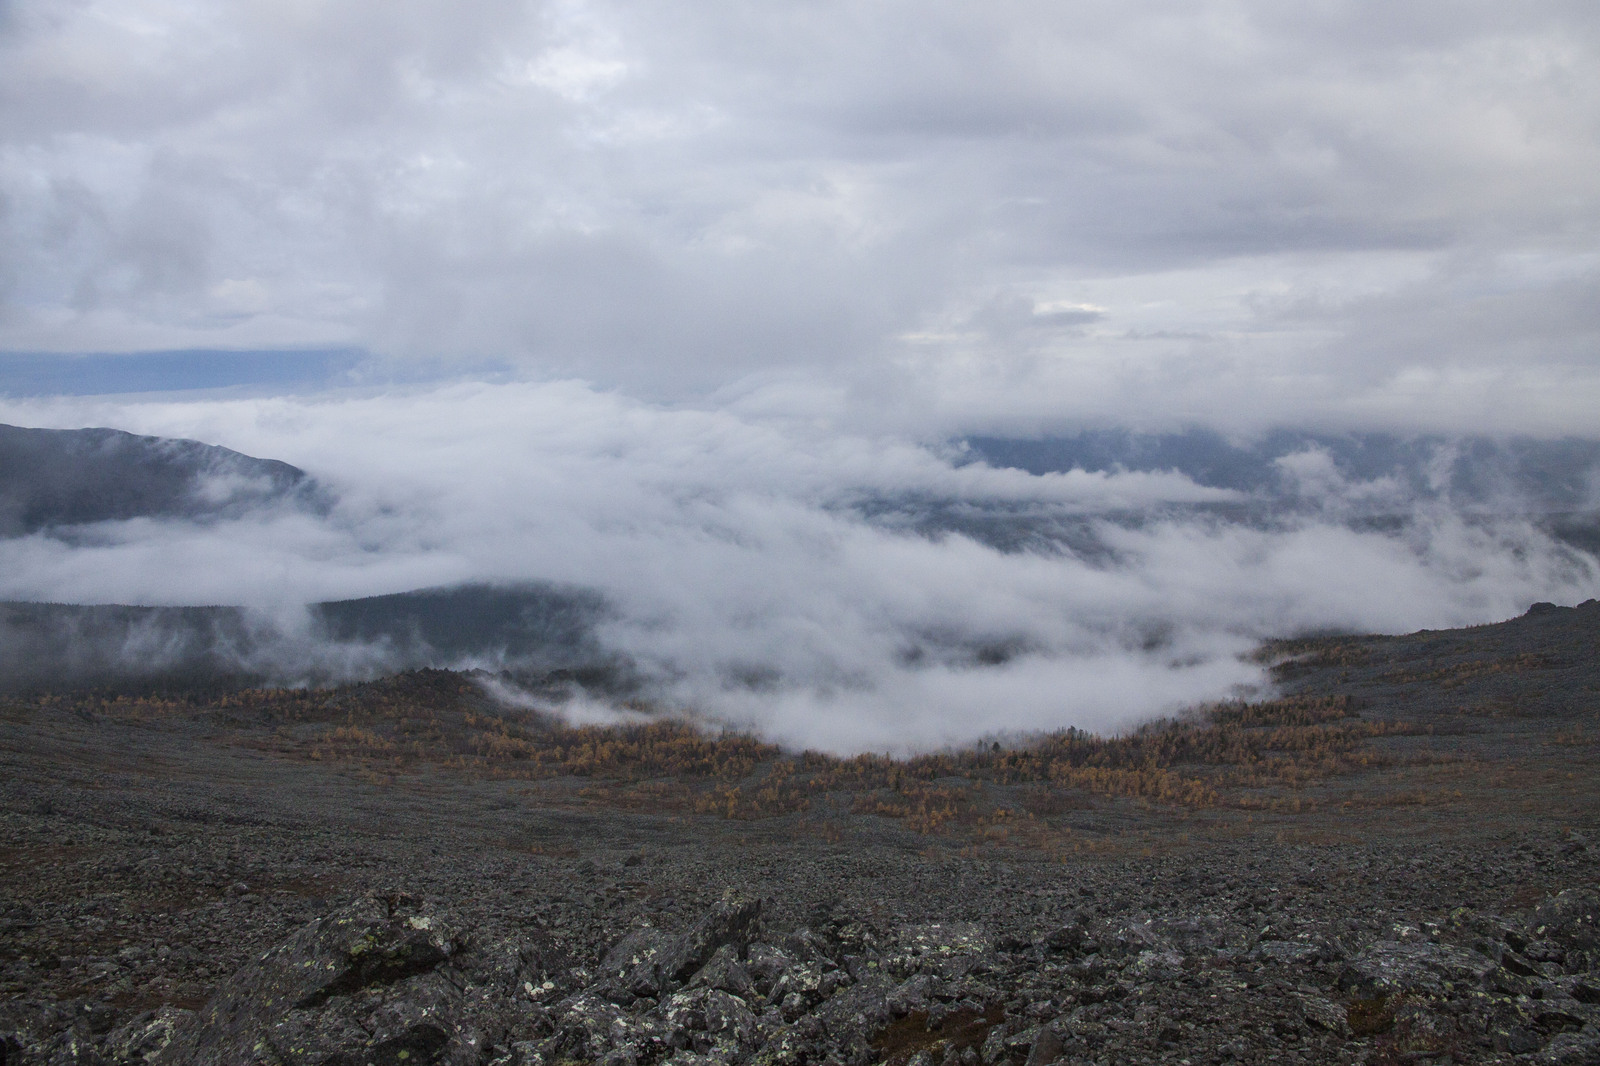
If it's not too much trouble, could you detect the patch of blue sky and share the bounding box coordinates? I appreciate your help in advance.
[0,350,520,397]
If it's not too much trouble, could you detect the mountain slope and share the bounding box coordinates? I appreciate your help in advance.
[962,429,1600,512]
[0,583,614,694]
[0,423,316,536]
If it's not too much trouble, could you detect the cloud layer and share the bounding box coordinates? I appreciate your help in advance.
[3,1,1600,430]
[2,384,1595,751]
[5,4,1598,748]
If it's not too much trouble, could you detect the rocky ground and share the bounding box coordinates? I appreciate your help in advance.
[2,601,1599,1065]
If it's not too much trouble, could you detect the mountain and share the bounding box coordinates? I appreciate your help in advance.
[0,583,617,694]
[961,429,1600,513]
[0,423,318,536]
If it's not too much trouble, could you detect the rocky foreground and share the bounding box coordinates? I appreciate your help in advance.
[6,839,1600,1066]
[3,601,1600,1065]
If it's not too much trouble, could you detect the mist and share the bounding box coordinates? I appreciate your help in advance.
[4,1,1599,748]
[1,382,1595,752]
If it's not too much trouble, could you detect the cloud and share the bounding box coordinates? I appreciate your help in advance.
[1,381,1595,751]
[3,2,1599,746]
[2,1,1598,429]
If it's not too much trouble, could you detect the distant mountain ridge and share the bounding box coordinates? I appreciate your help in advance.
[0,584,616,694]
[0,423,317,536]
[961,429,1600,513]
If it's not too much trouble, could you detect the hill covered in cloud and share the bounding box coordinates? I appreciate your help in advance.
[962,430,1600,515]
[0,423,320,536]
[0,584,613,696]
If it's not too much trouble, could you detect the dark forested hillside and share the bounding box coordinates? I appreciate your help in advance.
[0,423,316,536]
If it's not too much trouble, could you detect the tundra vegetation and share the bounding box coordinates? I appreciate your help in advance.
[22,670,1448,843]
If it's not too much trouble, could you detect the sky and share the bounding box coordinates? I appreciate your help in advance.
[1,0,1598,432]
[1,1,1598,748]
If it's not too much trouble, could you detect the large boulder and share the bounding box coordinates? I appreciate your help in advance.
[154,892,548,1066]
[882,923,994,979]
[598,892,765,1000]
[1337,940,1497,999]
[1534,890,1600,951]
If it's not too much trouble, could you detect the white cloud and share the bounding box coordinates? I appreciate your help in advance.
[2,1,1598,429]
[1,382,1594,751]
[4,3,1600,748]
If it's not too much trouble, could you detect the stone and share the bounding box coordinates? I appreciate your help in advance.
[744,945,797,996]
[1042,923,1088,955]
[702,990,758,1047]
[549,990,628,1061]
[1023,1025,1063,1066]
[600,925,671,998]
[802,973,896,1063]
[1493,1023,1543,1054]
[1128,948,1184,981]
[888,973,938,1015]
[1535,890,1600,951]
[885,923,995,979]
[1530,1024,1600,1065]
[156,892,468,1065]
[687,944,757,999]
[1292,993,1349,1036]
[101,1007,192,1064]
[654,893,765,992]
[1252,940,1323,964]
[1337,940,1497,998]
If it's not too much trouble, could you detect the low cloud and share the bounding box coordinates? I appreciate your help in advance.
[1,382,1596,752]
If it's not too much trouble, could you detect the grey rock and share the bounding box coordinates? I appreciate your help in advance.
[1493,1023,1544,1054]
[803,973,896,1063]
[1128,948,1184,981]
[661,988,709,1035]
[1338,939,1498,998]
[40,1027,108,1066]
[1251,939,1323,965]
[702,991,758,1048]
[1292,992,1349,1036]
[101,1008,192,1064]
[744,945,796,995]
[1529,1023,1600,1065]
[1535,890,1600,951]
[600,925,672,998]
[654,893,765,993]
[980,1023,1009,1065]
[547,990,627,1061]
[769,961,830,1017]
[687,945,756,999]
[156,891,467,1065]
[1023,1025,1062,1066]
[143,892,558,1066]
[1042,923,1087,955]
[885,923,994,979]
[888,973,939,1015]
[1531,993,1594,1033]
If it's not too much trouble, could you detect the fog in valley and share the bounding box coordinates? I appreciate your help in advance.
[0,388,1595,751]
[4,0,1599,750]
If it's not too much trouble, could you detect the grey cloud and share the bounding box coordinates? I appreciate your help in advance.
[1284,261,1600,373]
[1,0,1597,429]
[0,2,1593,749]
[0,385,1595,752]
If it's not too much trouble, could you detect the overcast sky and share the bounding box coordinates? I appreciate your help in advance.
[3,0,1598,433]
[4,2,1600,745]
